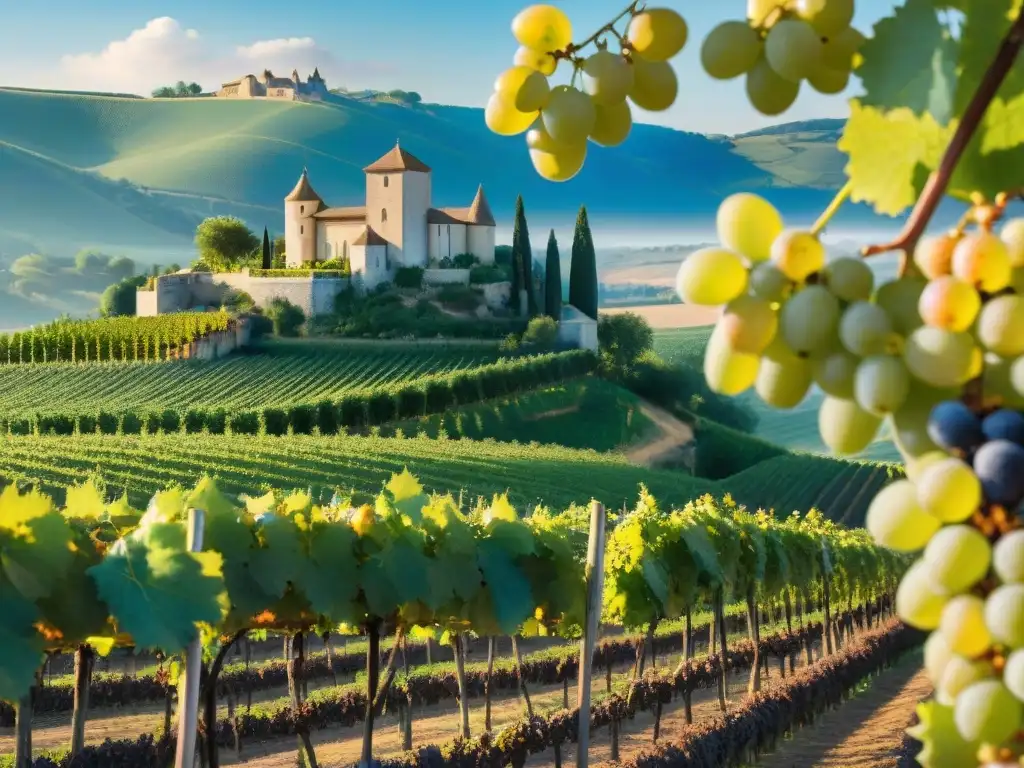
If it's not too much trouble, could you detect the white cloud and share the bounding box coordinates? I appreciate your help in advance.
[51,17,387,95]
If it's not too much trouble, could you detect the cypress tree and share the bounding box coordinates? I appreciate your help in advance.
[568,205,598,320]
[262,227,272,269]
[544,229,562,320]
[511,195,537,317]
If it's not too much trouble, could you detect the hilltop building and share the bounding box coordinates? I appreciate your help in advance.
[284,143,497,287]
[217,68,328,101]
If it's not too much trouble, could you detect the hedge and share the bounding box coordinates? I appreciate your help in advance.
[1,351,598,439]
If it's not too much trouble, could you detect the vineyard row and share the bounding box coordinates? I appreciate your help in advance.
[0,350,596,435]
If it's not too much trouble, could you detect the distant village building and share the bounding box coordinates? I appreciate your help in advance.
[217,68,329,101]
[284,143,497,287]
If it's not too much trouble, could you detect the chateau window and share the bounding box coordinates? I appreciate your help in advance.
[343,241,348,258]
[300,225,304,235]
[300,205,304,214]
[382,208,388,223]
[437,225,440,236]
[383,176,389,188]
[446,225,450,234]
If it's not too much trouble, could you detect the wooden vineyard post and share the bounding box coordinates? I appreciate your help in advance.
[175,508,206,768]
[576,501,606,768]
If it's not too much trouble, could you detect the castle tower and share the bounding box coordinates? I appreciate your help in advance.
[363,141,432,267]
[466,185,497,264]
[283,168,322,267]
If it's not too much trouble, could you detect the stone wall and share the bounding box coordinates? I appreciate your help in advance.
[481,281,511,312]
[423,268,470,286]
[137,270,350,319]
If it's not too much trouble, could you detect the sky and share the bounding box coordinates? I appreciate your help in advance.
[0,0,906,135]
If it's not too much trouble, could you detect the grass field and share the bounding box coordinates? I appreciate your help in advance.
[0,432,718,512]
[387,379,654,452]
[653,327,902,461]
[0,339,499,416]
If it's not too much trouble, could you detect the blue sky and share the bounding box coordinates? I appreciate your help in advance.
[2,0,905,134]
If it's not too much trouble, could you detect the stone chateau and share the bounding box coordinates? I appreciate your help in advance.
[217,67,329,101]
[285,143,497,287]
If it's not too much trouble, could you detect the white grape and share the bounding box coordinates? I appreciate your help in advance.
[853,354,910,416]
[940,594,991,658]
[985,584,1024,649]
[923,525,991,595]
[865,479,939,551]
[915,457,982,524]
[953,680,1022,745]
[780,285,840,355]
[896,559,949,630]
[994,530,1024,584]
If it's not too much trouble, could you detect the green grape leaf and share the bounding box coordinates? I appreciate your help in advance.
[360,556,399,618]
[477,539,533,635]
[381,538,431,606]
[250,515,304,600]
[145,487,186,524]
[0,584,45,702]
[640,554,669,612]
[104,493,140,530]
[87,523,225,652]
[855,0,958,123]
[945,0,1024,199]
[838,100,953,215]
[202,491,270,624]
[386,469,428,523]
[486,519,536,557]
[37,534,109,645]
[907,699,978,767]
[186,477,238,521]
[3,515,73,600]
[64,481,106,520]
[302,522,358,623]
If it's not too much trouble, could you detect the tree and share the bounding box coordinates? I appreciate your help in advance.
[598,312,654,376]
[194,216,260,273]
[266,298,306,337]
[511,195,537,316]
[522,316,558,350]
[107,256,136,282]
[544,229,562,320]
[99,275,147,317]
[568,205,598,320]
[262,227,272,270]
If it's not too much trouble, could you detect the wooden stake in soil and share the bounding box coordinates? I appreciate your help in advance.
[511,635,533,717]
[484,636,496,731]
[452,633,471,739]
[69,643,94,756]
[175,508,206,768]
[360,621,382,768]
[576,501,606,768]
[14,692,31,768]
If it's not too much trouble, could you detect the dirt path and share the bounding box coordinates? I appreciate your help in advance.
[623,400,695,468]
[757,652,930,768]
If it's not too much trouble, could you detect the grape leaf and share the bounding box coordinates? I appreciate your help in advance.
[381,538,431,606]
[64,481,106,520]
[1,512,74,600]
[945,0,1024,198]
[143,486,186,524]
[640,554,670,612]
[88,523,225,652]
[301,522,359,623]
[855,0,958,124]
[249,515,304,600]
[386,469,428,523]
[0,485,53,529]
[907,699,978,767]
[0,584,45,701]
[477,539,534,635]
[486,519,536,556]
[186,477,238,521]
[838,100,954,215]
[203,491,270,624]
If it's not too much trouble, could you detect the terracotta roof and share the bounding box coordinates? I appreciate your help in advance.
[426,186,495,227]
[314,205,366,221]
[466,185,496,226]
[353,226,387,246]
[284,170,323,203]
[363,143,431,173]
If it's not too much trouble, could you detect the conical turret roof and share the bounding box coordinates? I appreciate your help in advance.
[466,185,495,226]
[285,168,323,203]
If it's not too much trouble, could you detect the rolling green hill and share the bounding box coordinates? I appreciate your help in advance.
[0,88,852,261]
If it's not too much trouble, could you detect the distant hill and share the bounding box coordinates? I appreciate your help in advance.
[0,87,879,260]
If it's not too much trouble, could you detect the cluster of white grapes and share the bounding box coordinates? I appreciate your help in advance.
[678,192,1024,765]
[485,4,687,182]
[701,0,866,116]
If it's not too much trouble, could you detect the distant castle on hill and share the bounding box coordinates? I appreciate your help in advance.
[216,68,328,101]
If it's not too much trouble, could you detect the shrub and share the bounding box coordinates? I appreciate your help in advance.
[598,313,654,376]
[76,414,98,435]
[262,408,289,436]
[337,396,367,430]
[160,409,181,433]
[425,380,457,411]
[453,253,479,269]
[206,409,228,434]
[247,313,274,340]
[228,411,260,435]
[394,266,424,289]
[98,411,119,435]
[316,400,339,435]
[522,316,558,350]
[8,418,31,436]
[120,413,143,435]
[144,412,162,435]
[367,391,397,424]
[266,298,305,337]
[394,386,427,419]
[289,404,317,435]
[184,410,207,434]
[499,334,521,354]
[470,264,505,284]
[437,284,481,312]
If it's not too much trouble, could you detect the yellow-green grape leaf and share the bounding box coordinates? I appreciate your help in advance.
[86,636,117,657]
[855,0,957,123]
[906,698,978,767]
[281,490,312,516]
[839,100,954,215]
[241,490,276,517]
[64,480,106,520]
[185,477,238,521]
[87,524,225,652]
[946,0,1024,199]
[0,484,53,530]
[385,469,429,523]
[0,586,46,701]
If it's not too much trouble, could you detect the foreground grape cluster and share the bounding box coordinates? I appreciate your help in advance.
[680,192,1024,764]
[486,3,688,181]
[702,0,865,115]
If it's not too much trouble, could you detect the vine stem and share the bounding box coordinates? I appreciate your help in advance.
[811,181,853,236]
[554,0,641,60]
[862,10,1024,272]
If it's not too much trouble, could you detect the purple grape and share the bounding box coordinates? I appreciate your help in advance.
[973,439,1024,508]
[928,400,984,454]
[983,409,1024,447]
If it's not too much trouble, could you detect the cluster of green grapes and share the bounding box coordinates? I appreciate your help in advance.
[679,191,1024,765]
[485,3,687,181]
[701,0,866,116]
